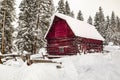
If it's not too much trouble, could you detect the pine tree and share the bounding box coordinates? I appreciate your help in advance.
[110,11,117,44]
[94,12,99,27]
[65,1,70,16]
[110,13,120,45]
[36,0,54,50]
[77,10,84,21]
[94,7,105,27]
[94,7,106,38]
[110,12,116,24]
[87,16,92,25]
[105,16,111,42]
[98,7,106,38]
[37,0,54,35]
[110,11,116,32]
[57,0,65,14]
[0,0,16,54]
[99,7,105,22]
[106,16,110,29]
[16,0,38,53]
[93,7,120,45]
[16,0,54,54]
[70,11,75,18]
[116,16,120,31]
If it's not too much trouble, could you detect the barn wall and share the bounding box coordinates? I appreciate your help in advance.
[47,37,103,55]
[46,16,77,55]
[47,38,77,55]
[46,16,75,39]
[76,37,103,53]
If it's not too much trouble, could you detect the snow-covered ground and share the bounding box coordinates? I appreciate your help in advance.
[0,45,120,80]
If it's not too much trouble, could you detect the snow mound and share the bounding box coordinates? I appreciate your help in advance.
[38,48,47,55]
[3,58,24,67]
[0,64,18,80]
[104,45,120,53]
[0,45,120,80]
[16,64,61,80]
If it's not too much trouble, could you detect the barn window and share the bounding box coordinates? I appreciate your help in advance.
[59,47,64,53]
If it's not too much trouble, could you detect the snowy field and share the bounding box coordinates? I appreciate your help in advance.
[0,45,120,80]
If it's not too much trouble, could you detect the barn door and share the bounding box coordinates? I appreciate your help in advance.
[77,44,81,53]
[59,47,64,53]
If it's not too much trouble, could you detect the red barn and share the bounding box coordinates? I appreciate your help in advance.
[44,13,104,55]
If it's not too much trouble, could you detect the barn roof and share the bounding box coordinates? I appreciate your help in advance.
[45,13,104,41]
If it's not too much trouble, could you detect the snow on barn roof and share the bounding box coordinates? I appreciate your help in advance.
[45,13,104,41]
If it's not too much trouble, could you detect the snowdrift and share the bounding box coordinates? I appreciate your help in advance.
[0,45,120,80]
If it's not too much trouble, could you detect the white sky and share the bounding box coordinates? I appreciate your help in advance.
[15,0,120,21]
[53,0,120,20]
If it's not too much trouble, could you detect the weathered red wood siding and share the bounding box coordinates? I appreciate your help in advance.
[46,16,75,39]
[47,38,77,55]
[76,37,103,53]
[46,16,77,55]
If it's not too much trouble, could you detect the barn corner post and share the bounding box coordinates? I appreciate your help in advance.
[0,58,2,64]
[0,55,2,64]
[101,41,104,53]
[26,54,32,66]
[74,36,81,55]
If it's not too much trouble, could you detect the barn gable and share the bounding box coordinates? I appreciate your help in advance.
[46,16,75,39]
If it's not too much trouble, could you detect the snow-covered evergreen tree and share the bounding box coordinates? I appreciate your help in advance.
[94,7,106,38]
[105,16,111,42]
[37,0,54,35]
[110,13,120,45]
[57,0,74,18]
[70,11,74,18]
[98,7,105,22]
[57,0,65,14]
[98,7,106,38]
[16,0,38,53]
[87,16,92,25]
[103,12,120,45]
[116,16,120,31]
[111,32,120,45]
[94,12,99,27]
[77,10,84,21]
[0,0,16,54]
[106,16,110,30]
[36,0,54,51]
[16,0,54,54]
[110,12,117,44]
[65,1,70,16]
[110,11,116,32]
